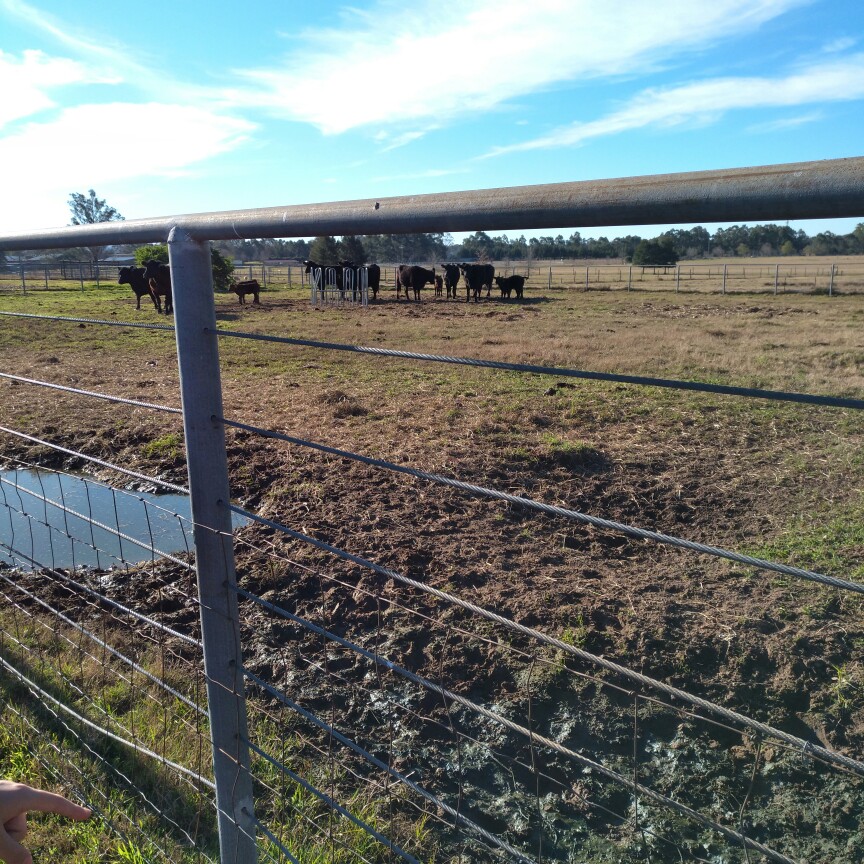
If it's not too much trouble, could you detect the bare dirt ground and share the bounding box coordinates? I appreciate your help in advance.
[1,285,863,861]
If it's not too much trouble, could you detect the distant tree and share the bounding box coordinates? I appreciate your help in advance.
[210,247,234,291]
[308,235,340,264]
[68,189,124,262]
[338,235,366,263]
[134,245,168,266]
[780,240,797,256]
[630,237,678,266]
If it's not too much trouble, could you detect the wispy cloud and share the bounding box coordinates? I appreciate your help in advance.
[225,0,810,135]
[0,48,106,129]
[482,54,864,157]
[0,103,254,229]
[747,111,822,133]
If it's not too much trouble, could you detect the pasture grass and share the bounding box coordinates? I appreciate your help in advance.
[0,606,417,863]
[1,268,863,861]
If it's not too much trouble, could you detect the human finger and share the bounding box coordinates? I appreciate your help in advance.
[2,812,26,842]
[10,786,90,821]
[0,824,31,864]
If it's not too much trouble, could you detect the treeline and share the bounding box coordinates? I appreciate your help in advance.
[214,222,864,264]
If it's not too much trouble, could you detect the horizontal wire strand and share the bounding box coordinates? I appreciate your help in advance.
[228,504,864,778]
[218,415,864,595]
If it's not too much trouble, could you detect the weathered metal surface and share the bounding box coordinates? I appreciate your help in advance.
[1,156,863,251]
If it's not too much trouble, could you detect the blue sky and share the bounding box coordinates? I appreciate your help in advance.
[1,0,863,242]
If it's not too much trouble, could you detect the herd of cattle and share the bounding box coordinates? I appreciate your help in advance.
[305,260,527,303]
[117,260,527,313]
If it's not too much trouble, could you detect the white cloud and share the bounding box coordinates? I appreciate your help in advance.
[225,0,809,134]
[0,103,254,232]
[747,112,822,133]
[483,54,864,157]
[0,49,110,129]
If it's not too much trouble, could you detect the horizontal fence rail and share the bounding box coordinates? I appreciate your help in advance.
[1,157,863,251]
[0,157,862,864]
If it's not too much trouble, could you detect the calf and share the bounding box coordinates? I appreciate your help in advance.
[494,274,527,300]
[458,263,495,302]
[142,260,172,315]
[434,274,443,297]
[440,263,460,299]
[117,266,151,310]
[396,265,436,300]
[231,279,261,305]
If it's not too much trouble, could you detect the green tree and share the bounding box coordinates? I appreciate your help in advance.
[338,235,366,263]
[308,235,340,264]
[631,237,678,266]
[134,245,169,266]
[68,189,124,262]
[210,247,234,292]
[780,240,797,256]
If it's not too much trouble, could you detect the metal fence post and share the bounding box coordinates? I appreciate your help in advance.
[168,227,257,863]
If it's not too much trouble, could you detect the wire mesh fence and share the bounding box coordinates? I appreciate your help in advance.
[3,259,864,298]
[0,159,863,862]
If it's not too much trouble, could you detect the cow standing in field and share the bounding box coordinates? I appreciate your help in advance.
[494,274,527,300]
[366,263,381,300]
[459,263,495,302]
[396,265,436,300]
[305,260,345,295]
[231,279,262,305]
[117,266,152,310]
[440,263,460,299]
[142,260,172,314]
[339,261,381,301]
[434,274,443,297]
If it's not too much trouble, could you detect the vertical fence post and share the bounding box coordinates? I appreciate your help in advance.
[774,264,779,296]
[548,266,552,291]
[829,263,835,296]
[168,227,257,864]
[722,264,727,295]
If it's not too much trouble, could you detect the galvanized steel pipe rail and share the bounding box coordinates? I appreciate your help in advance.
[1,157,862,251]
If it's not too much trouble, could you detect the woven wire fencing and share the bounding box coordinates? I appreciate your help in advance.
[4,260,864,297]
[0,304,862,862]
[0,460,218,861]
[0,159,863,862]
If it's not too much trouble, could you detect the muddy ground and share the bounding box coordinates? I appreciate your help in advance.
[1,288,863,862]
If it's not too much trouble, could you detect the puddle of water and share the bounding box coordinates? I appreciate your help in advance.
[0,468,241,570]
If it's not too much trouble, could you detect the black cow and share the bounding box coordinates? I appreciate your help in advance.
[339,260,381,301]
[458,263,495,302]
[366,263,381,300]
[231,279,261,305]
[440,263,460,299]
[434,274,443,297]
[117,266,151,310]
[142,260,172,314]
[494,274,527,300]
[396,265,436,301]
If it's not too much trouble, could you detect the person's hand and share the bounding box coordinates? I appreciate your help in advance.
[0,780,91,864]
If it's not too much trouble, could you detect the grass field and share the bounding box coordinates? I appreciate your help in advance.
[0,276,862,861]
